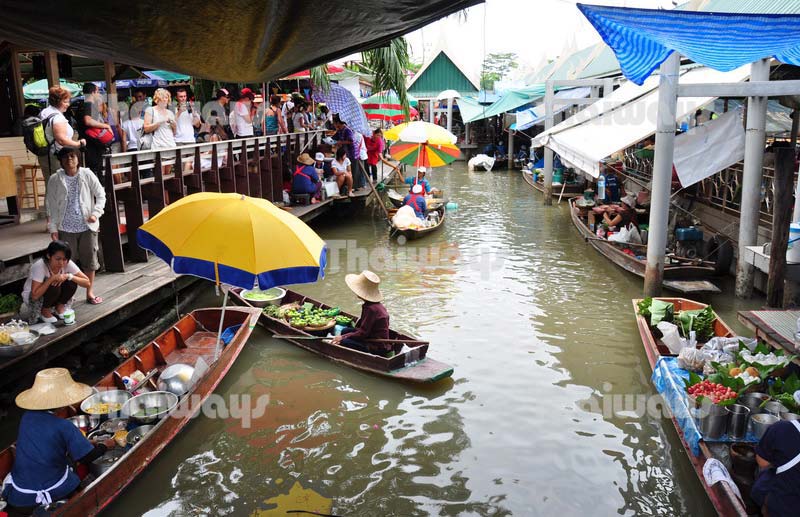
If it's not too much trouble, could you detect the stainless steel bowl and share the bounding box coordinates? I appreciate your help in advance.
[781,412,800,421]
[239,287,286,307]
[751,413,779,439]
[762,401,789,417]
[157,363,195,396]
[125,425,154,447]
[80,390,133,422]
[122,391,178,424]
[67,415,93,433]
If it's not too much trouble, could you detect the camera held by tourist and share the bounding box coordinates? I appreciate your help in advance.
[174,88,200,146]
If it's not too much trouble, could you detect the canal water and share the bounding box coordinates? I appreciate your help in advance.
[106,165,763,516]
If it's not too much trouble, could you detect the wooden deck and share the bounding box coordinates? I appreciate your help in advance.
[0,259,196,389]
[286,187,373,222]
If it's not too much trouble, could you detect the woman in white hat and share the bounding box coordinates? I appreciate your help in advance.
[330,271,392,357]
[3,368,116,513]
[402,184,428,219]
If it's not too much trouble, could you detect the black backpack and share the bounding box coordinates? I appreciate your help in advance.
[22,113,57,156]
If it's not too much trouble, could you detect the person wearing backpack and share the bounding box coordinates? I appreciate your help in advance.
[36,86,86,184]
[77,83,113,178]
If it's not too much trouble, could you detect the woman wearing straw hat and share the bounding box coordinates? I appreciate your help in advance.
[330,271,392,357]
[291,153,322,203]
[3,368,116,513]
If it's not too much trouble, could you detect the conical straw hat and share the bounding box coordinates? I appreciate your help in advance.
[345,270,383,303]
[16,368,93,410]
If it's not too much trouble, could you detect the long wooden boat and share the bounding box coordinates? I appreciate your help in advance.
[522,170,584,199]
[0,306,260,516]
[632,299,747,517]
[231,289,454,383]
[388,204,446,241]
[569,198,719,294]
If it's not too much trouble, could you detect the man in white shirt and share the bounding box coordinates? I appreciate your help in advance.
[232,88,255,138]
[121,90,146,152]
[174,88,201,145]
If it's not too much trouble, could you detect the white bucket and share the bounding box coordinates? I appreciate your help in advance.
[788,223,800,263]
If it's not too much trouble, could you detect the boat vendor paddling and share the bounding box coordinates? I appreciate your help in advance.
[330,271,392,357]
[404,167,432,194]
[751,419,800,516]
[2,368,117,515]
[402,184,428,219]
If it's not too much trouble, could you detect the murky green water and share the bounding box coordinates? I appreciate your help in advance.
[105,165,763,516]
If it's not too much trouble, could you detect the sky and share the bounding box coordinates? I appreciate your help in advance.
[400,0,676,80]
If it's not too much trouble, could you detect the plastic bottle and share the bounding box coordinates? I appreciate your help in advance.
[597,174,606,201]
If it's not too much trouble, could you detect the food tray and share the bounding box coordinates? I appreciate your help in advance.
[0,330,40,357]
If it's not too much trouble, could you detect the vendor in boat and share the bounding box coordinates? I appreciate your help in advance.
[587,196,636,233]
[404,167,432,194]
[402,184,428,219]
[2,368,116,514]
[329,270,392,357]
[751,419,800,516]
[291,153,322,203]
[19,240,91,324]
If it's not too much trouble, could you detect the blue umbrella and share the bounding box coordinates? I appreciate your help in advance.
[312,84,370,136]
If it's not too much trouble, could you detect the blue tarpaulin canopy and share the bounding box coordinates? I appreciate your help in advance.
[510,87,592,131]
[463,85,551,124]
[577,3,800,85]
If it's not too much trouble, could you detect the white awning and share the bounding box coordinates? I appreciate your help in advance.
[532,65,751,178]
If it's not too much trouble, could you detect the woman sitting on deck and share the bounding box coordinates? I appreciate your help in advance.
[2,368,116,515]
[330,271,392,357]
[291,153,322,203]
[331,147,354,196]
[19,241,91,324]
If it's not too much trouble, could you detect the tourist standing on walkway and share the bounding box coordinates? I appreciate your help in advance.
[121,90,146,152]
[78,83,113,178]
[38,86,85,183]
[143,88,176,150]
[232,88,255,138]
[365,129,384,183]
[206,88,230,140]
[353,130,368,188]
[45,147,106,306]
[265,95,283,135]
[174,88,200,145]
[292,104,308,132]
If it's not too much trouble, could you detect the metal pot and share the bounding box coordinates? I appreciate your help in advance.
[737,392,770,415]
[80,390,133,423]
[761,401,788,417]
[698,400,728,439]
[751,413,779,439]
[122,391,178,424]
[781,412,800,421]
[239,287,286,307]
[157,363,195,396]
[89,447,125,477]
[125,425,154,447]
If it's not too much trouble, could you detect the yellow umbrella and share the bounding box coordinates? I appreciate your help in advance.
[138,192,326,289]
[137,193,327,356]
[383,121,457,146]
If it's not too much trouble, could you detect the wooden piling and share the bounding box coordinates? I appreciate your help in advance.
[766,147,795,308]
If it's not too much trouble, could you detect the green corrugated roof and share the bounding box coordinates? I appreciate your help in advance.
[578,46,620,79]
[408,53,479,99]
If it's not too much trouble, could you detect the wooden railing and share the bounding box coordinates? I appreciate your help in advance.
[99,130,325,272]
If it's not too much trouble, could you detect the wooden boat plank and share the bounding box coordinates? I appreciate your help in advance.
[231,289,453,383]
[632,298,747,517]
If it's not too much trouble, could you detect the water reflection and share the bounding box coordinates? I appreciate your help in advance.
[107,165,762,516]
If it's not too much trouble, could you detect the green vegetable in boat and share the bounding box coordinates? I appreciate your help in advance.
[675,306,715,342]
[242,288,283,301]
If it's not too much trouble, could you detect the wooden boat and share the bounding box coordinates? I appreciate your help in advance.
[388,204,446,241]
[632,298,747,517]
[522,170,584,199]
[632,297,736,370]
[569,198,720,294]
[387,188,405,208]
[0,307,260,516]
[231,289,454,383]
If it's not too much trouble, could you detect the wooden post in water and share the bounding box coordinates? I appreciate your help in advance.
[766,148,795,308]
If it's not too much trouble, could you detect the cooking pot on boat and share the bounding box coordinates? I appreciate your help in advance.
[125,425,154,447]
[122,391,178,424]
[157,363,195,396]
[90,447,125,477]
[80,390,133,425]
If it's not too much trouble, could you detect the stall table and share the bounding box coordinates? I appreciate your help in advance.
[738,309,800,365]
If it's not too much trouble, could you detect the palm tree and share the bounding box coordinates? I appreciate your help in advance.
[309,37,411,116]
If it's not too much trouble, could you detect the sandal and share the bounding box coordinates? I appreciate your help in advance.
[86,296,104,305]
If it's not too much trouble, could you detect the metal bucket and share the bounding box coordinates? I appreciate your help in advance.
[726,404,751,440]
[698,400,728,439]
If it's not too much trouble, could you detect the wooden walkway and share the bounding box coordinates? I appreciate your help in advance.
[0,219,49,286]
[0,260,196,389]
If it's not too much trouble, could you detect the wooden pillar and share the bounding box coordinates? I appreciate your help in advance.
[104,61,118,123]
[43,51,59,88]
[9,48,24,124]
[272,136,283,202]
[99,155,125,272]
[125,155,148,263]
[767,148,795,308]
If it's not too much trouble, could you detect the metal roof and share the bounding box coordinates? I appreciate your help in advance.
[408,51,480,99]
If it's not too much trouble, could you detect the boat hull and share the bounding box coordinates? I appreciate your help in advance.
[522,170,584,199]
[632,299,747,517]
[0,307,260,516]
[390,205,446,241]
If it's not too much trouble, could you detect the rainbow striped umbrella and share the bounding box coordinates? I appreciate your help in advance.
[390,141,460,168]
[362,90,418,123]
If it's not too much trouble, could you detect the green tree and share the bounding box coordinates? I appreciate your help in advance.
[480,52,518,90]
[310,37,412,116]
